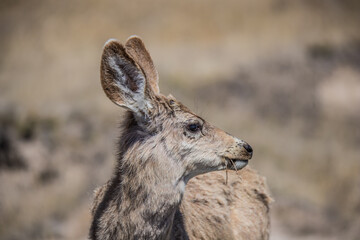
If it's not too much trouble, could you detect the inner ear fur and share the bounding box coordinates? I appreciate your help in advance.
[100,39,147,110]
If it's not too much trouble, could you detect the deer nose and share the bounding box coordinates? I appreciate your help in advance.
[243,143,253,154]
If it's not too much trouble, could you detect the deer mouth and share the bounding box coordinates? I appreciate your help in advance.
[225,158,249,170]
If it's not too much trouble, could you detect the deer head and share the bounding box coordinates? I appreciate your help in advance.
[100,36,253,183]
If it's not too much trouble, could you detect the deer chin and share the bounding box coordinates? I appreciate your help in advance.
[225,157,249,170]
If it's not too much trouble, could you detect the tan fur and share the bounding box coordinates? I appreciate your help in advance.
[91,181,111,216]
[90,36,272,240]
[181,169,271,240]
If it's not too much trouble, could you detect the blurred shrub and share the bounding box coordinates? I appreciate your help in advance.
[0,109,27,170]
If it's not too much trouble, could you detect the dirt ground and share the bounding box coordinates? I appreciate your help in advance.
[1,0,360,239]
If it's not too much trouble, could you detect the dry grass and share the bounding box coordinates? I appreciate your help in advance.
[0,0,360,239]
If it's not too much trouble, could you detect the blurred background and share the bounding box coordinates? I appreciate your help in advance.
[1,0,360,239]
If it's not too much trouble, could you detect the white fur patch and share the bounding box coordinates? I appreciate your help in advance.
[108,56,152,115]
[178,180,185,193]
[103,38,118,48]
[235,138,245,145]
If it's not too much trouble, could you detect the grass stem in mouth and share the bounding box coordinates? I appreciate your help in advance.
[225,169,228,185]
[224,158,238,185]
[224,158,228,185]
[229,158,238,172]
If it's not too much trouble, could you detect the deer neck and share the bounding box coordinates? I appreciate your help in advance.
[92,155,185,240]
[117,155,185,239]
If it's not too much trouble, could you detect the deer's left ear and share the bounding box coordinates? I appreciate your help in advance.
[125,36,159,94]
[100,38,158,122]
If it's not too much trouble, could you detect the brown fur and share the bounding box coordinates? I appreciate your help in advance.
[125,36,160,94]
[90,36,272,240]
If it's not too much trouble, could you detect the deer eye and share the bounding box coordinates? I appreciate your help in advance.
[186,123,201,133]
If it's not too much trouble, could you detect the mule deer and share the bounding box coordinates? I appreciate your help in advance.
[90,36,271,240]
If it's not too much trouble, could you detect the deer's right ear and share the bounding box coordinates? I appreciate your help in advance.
[100,39,154,119]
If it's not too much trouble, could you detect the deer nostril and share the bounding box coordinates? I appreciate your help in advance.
[243,143,253,154]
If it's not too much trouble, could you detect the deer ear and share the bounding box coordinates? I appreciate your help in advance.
[125,36,159,94]
[100,39,154,119]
